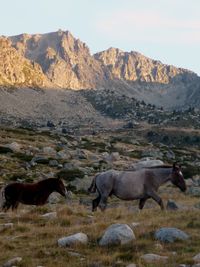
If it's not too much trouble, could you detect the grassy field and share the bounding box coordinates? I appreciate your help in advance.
[1,190,200,267]
[0,126,200,266]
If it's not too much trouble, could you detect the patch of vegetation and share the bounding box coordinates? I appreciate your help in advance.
[57,168,85,181]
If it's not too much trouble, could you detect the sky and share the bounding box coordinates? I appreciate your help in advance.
[0,0,200,75]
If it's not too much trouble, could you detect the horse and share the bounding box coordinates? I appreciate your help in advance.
[88,163,186,211]
[0,177,67,212]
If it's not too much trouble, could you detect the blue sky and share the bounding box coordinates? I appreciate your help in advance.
[1,0,200,75]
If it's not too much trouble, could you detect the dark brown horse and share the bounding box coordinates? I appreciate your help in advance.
[0,178,67,211]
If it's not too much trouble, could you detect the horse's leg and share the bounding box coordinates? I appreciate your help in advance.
[2,201,11,212]
[147,191,164,210]
[99,194,109,211]
[139,197,149,210]
[92,195,101,212]
[12,201,19,211]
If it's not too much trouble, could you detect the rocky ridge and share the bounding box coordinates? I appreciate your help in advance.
[0,30,198,110]
[0,30,200,129]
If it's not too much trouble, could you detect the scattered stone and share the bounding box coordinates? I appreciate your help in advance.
[187,187,200,197]
[42,146,56,155]
[140,253,168,263]
[185,178,195,187]
[49,159,59,167]
[155,227,189,243]
[2,257,22,267]
[70,176,93,193]
[57,150,71,160]
[141,149,164,159]
[132,159,164,170]
[99,223,135,246]
[67,251,82,257]
[193,253,200,263]
[48,192,63,204]
[130,222,140,229]
[5,142,21,152]
[31,156,49,164]
[165,150,175,160]
[0,223,13,232]
[58,233,88,247]
[167,199,179,210]
[41,212,57,220]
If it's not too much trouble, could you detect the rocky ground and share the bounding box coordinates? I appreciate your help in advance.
[0,126,200,266]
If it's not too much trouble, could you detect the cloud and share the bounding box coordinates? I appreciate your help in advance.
[96,9,200,45]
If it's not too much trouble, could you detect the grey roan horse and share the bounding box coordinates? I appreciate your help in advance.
[88,163,186,211]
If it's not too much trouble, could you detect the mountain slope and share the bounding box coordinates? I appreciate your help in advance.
[0,37,50,88]
[0,30,199,111]
[9,30,108,89]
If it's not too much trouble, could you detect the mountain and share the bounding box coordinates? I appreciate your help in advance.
[9,30,108,89]
[0,37,50,88]
[0,30,199,127]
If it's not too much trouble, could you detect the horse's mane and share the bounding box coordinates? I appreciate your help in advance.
[145,165,172,169]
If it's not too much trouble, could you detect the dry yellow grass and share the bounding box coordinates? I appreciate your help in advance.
[0,190,200,267]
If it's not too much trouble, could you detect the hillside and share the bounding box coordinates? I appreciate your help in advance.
[0,30,199,128]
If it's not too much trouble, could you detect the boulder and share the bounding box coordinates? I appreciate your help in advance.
[69,175,93,193]
[56,150,71,160]
[141,149,164,159]
[2,257,22,267]
[155,227,189,243]
[193,253,200,263]
[5,142,21,152]
[48,192,63,204]
[41,212,57,220]
[132,159,164,170]
[187,187,200,197]
[141,254,168,263]
[31,156,49,164]
[99,223,135,246]
[58,233,88,247]
[166,199,179,210]
[42,146,56,154]
[49,159,59,167]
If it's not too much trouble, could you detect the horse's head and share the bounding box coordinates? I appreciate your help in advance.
[55,178,68,197]
[171,163,186,192]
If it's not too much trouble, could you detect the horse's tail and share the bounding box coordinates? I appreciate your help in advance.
[88,174,99,193]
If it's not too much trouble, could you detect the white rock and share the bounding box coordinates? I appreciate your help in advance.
[42,146,56,155]
[41,212,57,220]
[141,253,168,263]
[193,253,200,263]
[155,227,189,243]
[5,142,21,152]
[48,192,62,204]
[2,257,22,267]
[99,223,135,246]
[58,233,88,247]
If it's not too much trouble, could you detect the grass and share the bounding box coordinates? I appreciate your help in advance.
[1,126,200,266]
[1,191,200,267]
